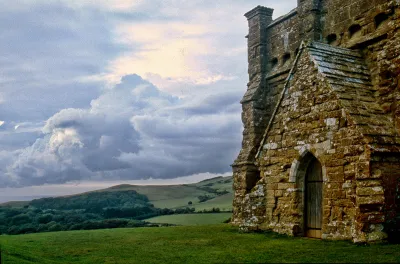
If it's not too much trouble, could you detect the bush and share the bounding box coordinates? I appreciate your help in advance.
[36,224,49,233]
[126,220,147,228]
[198,195,212,203]
[47,223,63,232]
[37,214,53,224]
[0,225,8,234]
[11,214,31,225]
[198,208,221,213]
[17,224,36,234]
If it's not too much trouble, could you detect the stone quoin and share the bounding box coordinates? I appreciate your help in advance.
[232,0,400,242]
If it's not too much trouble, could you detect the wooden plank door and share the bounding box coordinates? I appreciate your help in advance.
[305,158,323,238]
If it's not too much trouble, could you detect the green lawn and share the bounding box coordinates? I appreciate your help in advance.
[145,213,231,225]
[1,225,400,264]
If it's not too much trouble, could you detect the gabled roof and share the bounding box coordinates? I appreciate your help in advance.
[307,42,399,147]
[256,41,400,159]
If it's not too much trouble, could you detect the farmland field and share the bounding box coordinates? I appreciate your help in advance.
[190,193,233,211]
[1,224,400,264]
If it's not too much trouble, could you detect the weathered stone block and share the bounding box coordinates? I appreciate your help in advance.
[357,195,385,205]
[277,183,293,190]
[356,186,384,196]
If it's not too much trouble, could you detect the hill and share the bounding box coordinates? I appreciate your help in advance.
[1,225,400,264]
[94,175,233,211]
[0,176,233,235]
[0,201,30,208]
[0,176,233,211]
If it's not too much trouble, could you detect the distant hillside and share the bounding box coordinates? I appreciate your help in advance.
[97,175,233,211]
[0,176,233,210]
[0,176,233,235]
[0,200,30,208]
[29,190,151,211]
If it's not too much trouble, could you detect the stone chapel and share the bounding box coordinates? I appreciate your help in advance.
[232,0,400,242]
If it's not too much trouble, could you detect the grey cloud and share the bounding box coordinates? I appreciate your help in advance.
[0,1,125,123]
[3,74,242,186]
[176,90,243,115]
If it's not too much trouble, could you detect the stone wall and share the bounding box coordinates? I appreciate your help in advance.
[233,0,400,242]
[233,6,301,226]
[266,10,300,75]
[232,6,273,225]
[321,0,396,47]
[320,0,400,136]
[368,153,400,242]
[257,48,364,239]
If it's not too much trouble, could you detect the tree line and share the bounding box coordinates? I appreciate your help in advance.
[0,190,198,235]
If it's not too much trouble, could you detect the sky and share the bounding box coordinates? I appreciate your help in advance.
[0,0,297,202]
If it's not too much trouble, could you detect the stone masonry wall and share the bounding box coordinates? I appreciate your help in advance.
[266,11,300,75]
[254,48,369,240]
[232,6,273,225]
[233,9,302,227]
[321,0,400,135]
[233,0,400,242]
[321,0,394,47]
[365,153,400,242]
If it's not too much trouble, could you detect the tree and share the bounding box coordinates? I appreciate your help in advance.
[37,214,53,224]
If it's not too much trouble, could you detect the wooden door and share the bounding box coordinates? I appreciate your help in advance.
[305,158,323,238]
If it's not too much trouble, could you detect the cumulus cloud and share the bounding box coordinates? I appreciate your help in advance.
[2,75,242,187]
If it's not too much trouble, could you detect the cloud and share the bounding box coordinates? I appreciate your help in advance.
[2,74,242,187]
[0,0,124,123]
[101,0,297,94]
[0,0,298,188]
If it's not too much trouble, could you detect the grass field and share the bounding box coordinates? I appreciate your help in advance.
[145,213,231,225]
[190,193,233,211]
[1,224,400,264]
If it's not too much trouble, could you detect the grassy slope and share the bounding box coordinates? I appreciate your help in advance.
[0,176,233,211]
[191,193,233,211]
[145,213,231,225]
[1,225,400,264]
[102,176,233,210]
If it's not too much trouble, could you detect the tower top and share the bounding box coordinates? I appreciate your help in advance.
[244,6,274,20]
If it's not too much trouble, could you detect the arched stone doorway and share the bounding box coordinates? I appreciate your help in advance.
[292,151,324,238]
[304,157,323,238]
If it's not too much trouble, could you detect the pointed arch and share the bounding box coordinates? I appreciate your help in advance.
[289,149,325,237]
